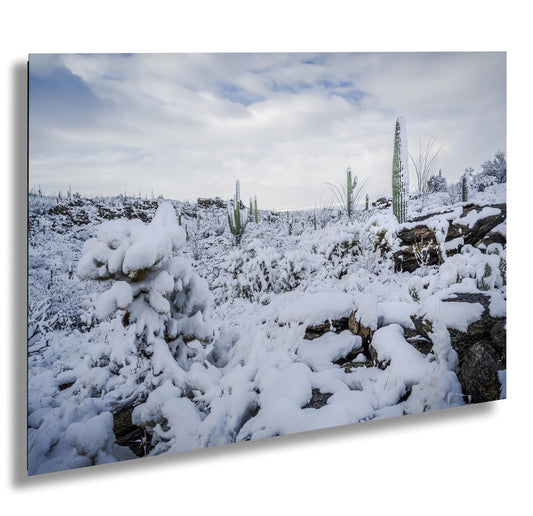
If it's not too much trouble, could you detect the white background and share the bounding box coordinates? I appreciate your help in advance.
[1,2,531,515]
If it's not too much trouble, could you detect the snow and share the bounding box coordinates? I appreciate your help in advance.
[371,325,428,386]
[274,291,353,325]
[297,330,362,371]
[453,206,501,228]
[65,411,115,460]
[420,297,484,332]
[377,301,417,329]
[26,181,506,474]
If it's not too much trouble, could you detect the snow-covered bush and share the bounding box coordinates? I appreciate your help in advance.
[481,151,506,183]
[471,172,497,193]
[78,202,214,425]
[427,173,447,193]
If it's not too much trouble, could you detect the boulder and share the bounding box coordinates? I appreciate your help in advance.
[444,293,505,403]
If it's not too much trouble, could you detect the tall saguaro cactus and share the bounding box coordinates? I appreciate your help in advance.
[462,171,470,202]
[254,196,258,223]
[392,116,410,223]
[346,167,358,218]
[228,179,248,245]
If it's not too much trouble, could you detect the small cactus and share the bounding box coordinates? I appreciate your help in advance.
[365,193,369,211]
[254,196,258,223]
[227,179,248,245]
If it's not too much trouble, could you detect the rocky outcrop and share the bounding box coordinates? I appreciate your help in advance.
[444,293,506,403]
[411,293,505,403]
[394,204,506,272]
[197,197,227,209]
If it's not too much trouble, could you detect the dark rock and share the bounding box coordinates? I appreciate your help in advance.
[393,227,442,272]
[348,311,374,344]
[407,337,433,355]
[58,381,76,391]
[340,359,374,372]
[303,389,333,409]
[112,405,152,457]
[410,315,433,341]
[367,343,390,369]
[304,317,350,340]
[372,197,392,209]
[444,293,505,404]
[197,197,227,209]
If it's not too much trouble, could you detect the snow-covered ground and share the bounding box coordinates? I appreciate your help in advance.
[27,183,506,475]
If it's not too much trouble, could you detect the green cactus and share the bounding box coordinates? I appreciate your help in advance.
[346,167,358,218]
[254,196,258,223]
[227,179,248,245]
[365,193,369,211]
[249,197,253,219]
[392,116,409,223]
[462,170,470,202]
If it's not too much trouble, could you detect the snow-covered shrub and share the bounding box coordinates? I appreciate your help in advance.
[435,244,506,292]
[215,242,280,302]
[365,213,399,258]
[471,172,497,193]
[481,151,506,183]
[279,250,312,291]
[427,173,447,193]
[78,201,214,406]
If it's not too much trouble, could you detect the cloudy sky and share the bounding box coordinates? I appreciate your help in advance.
[29,52,506,210]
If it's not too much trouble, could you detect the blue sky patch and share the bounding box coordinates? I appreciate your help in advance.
[332,89,367,105]
[217,82,265,106]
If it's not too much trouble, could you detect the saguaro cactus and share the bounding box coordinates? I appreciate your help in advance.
[227,179,248,245]
[365,193,369,211]
[346,167,358,218]
[462,170,470,202]
[254,196,258,223]
[392,116,409,223]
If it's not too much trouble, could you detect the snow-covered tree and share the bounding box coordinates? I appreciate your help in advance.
[392,116,409,223]
[78,201,213,403]
[481,151,506,183]
[427,170,448,193]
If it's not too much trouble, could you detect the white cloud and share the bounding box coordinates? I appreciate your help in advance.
[29,52,506,209]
